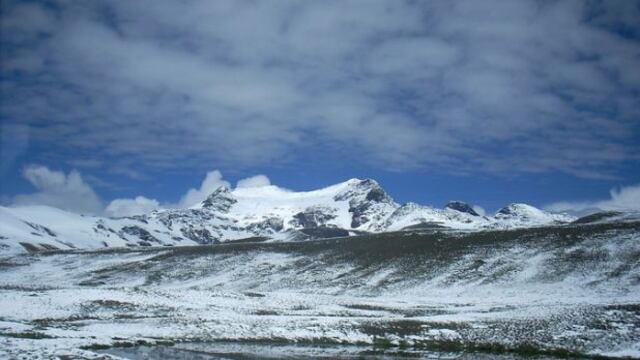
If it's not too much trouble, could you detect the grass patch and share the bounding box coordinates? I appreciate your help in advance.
[343,303,391,312]
[81,338,176,350]
[243,291,265,298]
[85,299,136,309]
[360,320,466,337]
[253,309,279,316]
[1,331,54,339]
[80,343,111,350]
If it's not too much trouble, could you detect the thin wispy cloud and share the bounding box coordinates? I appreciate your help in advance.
[1,0,639,181]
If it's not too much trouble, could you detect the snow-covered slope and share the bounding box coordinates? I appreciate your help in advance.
[491,203,575,228]
[0,178,576,254]
[2,222,639,358]
[0,206,199,255]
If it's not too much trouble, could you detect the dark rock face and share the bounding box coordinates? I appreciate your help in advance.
[121,226,160,244]
[23,221,57,237]
[497,204,518,216]
[201,186,237,212]
[366,187,388,202]
[180,228,219,244]
[349,200,371,228]
[333,179,395,229]
[446,201,480,216]
[128,215,148,224]
[291,208,337,228]
[95,222,118,235]
[247,217,284,232]
[495,204,540,219]
[19,242,42,253]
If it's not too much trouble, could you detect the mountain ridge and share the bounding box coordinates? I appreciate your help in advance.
[0,178,578,255]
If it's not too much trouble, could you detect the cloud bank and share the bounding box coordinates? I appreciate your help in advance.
[236,175,271,189]
[1,0,639,180]
[10,166,274,216]
[547,183,640,214]
[13,165,103,214]
[104,196,161,217]
[177,170,231,208]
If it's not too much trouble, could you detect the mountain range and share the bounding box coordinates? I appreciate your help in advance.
[0,178,581,254]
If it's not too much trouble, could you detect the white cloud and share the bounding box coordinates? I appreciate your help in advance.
[106,171,273,213]
[105,196,161,217]
[546,183,640,214]
[236,175,271,189]
[1,1,639,179]
[10,166,280,215]
[178,170,231,208]
[13,165,103,214]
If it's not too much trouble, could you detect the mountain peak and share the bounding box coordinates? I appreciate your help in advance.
[338,178,377,188]
[200,186,236,211]
[335,178,393,203]
[494,203,575,226]
[445,201,480,216]
[353,178,378,186]
[496,203,538,216]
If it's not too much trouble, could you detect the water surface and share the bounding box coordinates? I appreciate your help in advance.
[102,342,569,359]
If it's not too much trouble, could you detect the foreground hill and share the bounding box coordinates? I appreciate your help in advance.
[0,219,638,358]
[0,179,577,254]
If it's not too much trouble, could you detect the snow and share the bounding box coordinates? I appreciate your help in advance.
[226,182,358,230]
[1,223,639,358]
[1,178,578,256]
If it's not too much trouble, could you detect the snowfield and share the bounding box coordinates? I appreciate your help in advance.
[1,220,639,359]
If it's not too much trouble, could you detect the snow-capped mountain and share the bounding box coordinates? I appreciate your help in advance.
[0,178,576,254]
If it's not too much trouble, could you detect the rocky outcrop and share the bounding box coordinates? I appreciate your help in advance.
[121,225,160,244]
[291,207,337,228]
[180,227,219,244]
[445,201,480,216]
[334,179,397,229]
[201,186,237,212]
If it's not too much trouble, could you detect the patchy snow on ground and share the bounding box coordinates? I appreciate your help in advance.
[1,221,639,358]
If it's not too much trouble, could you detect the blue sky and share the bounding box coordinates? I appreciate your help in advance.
[1,0,640,215]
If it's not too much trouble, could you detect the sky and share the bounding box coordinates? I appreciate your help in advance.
[1,0,639,216]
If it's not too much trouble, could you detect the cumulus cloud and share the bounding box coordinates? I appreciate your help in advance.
[546,183,640,214]
[9,166,282,215]
[13,165,103,214]
[236,175,271,189]
[1,0,638,180]
[105,196,161,217]
[177,170,231,208]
